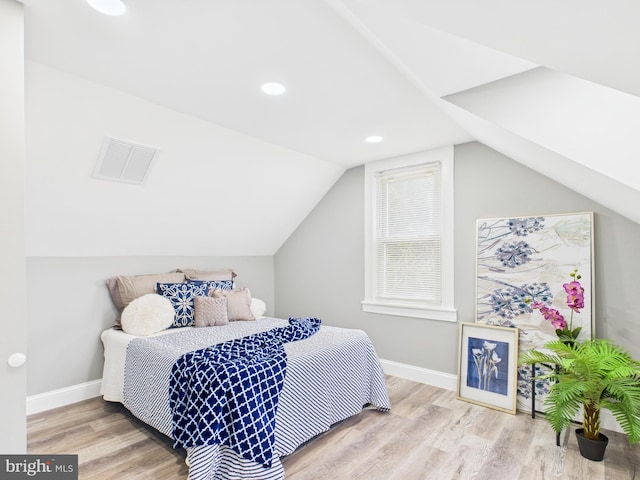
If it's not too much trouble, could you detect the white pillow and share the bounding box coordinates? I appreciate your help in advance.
[120,293,175,336]
[250,297,266,319]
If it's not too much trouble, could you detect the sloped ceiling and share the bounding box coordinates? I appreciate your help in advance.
[22,0,640,256]
[336,0,640,226]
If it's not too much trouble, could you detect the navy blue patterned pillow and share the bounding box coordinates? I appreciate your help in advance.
[156,282,209,327]
[187,279,234,291]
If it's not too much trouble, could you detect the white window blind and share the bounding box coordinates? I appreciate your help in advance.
[363,146,456,322]
[375,162,442,304]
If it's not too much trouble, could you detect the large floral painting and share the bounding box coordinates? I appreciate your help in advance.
[475,212,594,412]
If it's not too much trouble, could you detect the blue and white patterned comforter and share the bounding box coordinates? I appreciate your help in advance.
[122,318,390,480]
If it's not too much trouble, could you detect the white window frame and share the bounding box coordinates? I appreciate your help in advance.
[362,146,456,322]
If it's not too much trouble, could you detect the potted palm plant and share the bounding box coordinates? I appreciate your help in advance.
[520,339,640,461]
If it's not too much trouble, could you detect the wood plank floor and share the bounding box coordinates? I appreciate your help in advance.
[28,376,640,479]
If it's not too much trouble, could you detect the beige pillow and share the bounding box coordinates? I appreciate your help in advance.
[106,272,186,327]
[177,268,236,281]
[213,288,255,321]
[107,272,186,310]
[194,296,229,327]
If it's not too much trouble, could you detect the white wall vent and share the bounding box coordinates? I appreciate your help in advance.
[93,137,159,184]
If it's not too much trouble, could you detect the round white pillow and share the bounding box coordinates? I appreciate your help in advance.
[250,297,267,319]
[121,293,175,336]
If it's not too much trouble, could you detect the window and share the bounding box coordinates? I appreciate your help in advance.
[362,147,456,321]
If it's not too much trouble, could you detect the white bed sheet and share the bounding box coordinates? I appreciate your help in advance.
[100,327,175,402]
[100,318,390,480]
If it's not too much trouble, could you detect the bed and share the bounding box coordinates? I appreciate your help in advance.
[100,316,391,480]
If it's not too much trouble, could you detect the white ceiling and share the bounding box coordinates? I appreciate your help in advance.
[20,0,640,256]
[23,0,472,167]
[360,0,640,98]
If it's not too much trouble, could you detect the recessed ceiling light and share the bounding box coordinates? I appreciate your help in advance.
[261,82,286,96]
[365,135,384,143]
[87,0,127,16]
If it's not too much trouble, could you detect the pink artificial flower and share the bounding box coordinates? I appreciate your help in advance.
[563,281,585,312]
[532,302,567,330]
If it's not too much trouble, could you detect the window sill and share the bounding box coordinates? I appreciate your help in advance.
[361,301,457,322]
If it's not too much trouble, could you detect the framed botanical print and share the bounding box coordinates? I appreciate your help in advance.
[457,322,519,414]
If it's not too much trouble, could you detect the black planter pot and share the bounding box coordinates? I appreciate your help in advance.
[575,428,609,461]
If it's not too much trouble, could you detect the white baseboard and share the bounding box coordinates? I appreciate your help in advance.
[25,370,624,436]
[27,380,103,415]
[378,360,625,435]
[28,360,452,416]
[26,362,454,415]
[379,358,457,391]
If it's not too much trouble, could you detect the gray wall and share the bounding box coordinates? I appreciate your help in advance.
[26,140,640,396]
[274,141,640,374]
[26,256,274,396]
[1,0,27,452]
